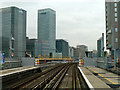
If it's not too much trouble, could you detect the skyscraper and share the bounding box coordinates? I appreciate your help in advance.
[97,39,101,57]
[0,6,26,57]
[38,8,56,56]
[97,33,104,57]
[105,1,120,59]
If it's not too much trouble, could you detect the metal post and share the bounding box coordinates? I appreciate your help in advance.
[114,49,116,70]
[97,56,98,67]
[10,34,12,58]
[41,41,42,56]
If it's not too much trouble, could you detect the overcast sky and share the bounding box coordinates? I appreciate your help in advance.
[0,0,105,50]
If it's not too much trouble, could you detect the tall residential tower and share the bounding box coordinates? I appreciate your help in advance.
[105,1,120,59]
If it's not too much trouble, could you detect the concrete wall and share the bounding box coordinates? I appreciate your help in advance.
[83,57,107,68]
[4,58,22,69]
[21,57,35,67]
[83,57,97,67]
[3,57,35,68]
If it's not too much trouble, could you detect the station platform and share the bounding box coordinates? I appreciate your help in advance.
[78,66,111,89]
[0,66,38,77]
[0,63,55,77]
[86,67,120,88]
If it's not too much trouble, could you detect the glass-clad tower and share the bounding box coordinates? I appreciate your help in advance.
[0,7,26,57]
[38,8,56,56]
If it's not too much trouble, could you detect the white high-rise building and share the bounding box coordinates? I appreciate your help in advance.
[38,8,56,56]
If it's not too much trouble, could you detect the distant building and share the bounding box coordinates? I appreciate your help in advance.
[69,47,74,58]
[52,53,62,58]
[92,50,97,57]
[73,45,88,59]
[97,33,104,57]
[38,8,56,56]
[86,51,93,58]
[76,45,88,58]
[97,39,101,57]
[0,7,26,57]
[86,50,97,58]
[56,39,69,57]
[73,47,79,60]
[26,37,40,57]
[105,1,120,59]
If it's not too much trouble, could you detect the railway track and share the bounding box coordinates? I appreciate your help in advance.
[4,64,65,89]
[58,63,89,89]
[3,63,89,89]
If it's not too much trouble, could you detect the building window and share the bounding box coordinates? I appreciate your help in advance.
[115,28,118,32]
[115,38,118,42]
[115,8,117,12]
[115,13,117,17]
[115,18,117,22]
[114,3,117,7]
[107,29,111,34]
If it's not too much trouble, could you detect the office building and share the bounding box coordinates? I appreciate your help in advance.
[92,50,97,57]
[97,33,104,57]
[105,1,120,59]
[56,39,69,57]
[69,46,74,58]
[0,7,26,57]
[38,8,56,56]
[73,47,79,60]
[26,37,40,57]
[97,39,101,57]
[52,53,62,58]
[76,45,88,58]
[86,51,93,58]
[0,9,1,52]
[86,50,97,58]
